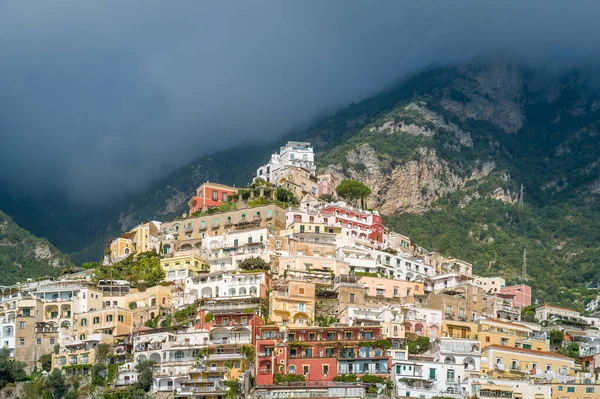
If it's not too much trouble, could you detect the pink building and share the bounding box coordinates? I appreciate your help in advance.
[317,174,335,197]
[499,284,531,307]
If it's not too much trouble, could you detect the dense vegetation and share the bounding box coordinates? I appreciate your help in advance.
[93,251,164,290]
[0,211,71,285]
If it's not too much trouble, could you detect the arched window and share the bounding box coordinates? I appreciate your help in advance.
[288,365,296,375]
[124,248,130,255]
[163,245,171,255]
[229,288,236,296]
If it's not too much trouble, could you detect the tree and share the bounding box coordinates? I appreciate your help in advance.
[275,188,297,204]
[238,257,270,271]
[45,369,68,399]
[550,329,565,348]
[0,349,26,389]
[319,194,335,203]
[92,362,108,387]
[134,360,156,392]
[39,353,53,373]
[521,305,537,323]
[335,180,371,208]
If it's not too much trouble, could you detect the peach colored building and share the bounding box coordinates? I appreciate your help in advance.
[357,276,424,299]
[188,181,237,214]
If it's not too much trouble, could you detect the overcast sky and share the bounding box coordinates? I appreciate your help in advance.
[1,1,600,203]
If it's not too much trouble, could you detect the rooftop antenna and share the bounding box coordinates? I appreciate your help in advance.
[521,247,529,281]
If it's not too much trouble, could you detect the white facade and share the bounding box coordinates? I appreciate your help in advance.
[393,358,467,398]
[337,246,434,281]
[181,271,266,306]
[203,227,271,272]
[255,141,315,182]
[0,312,16,357]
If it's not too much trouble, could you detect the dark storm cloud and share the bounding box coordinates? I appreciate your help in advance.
[1,1,600,202]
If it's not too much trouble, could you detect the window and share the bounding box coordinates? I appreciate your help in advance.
[241,213,246,221]
[222,192,228,202]
[222,318,229,326]
[50,339,55,345]
[79,334,85,340]
[212,190,218,201]
[201,220,206,229]
[393,288,399,296]
[485,336,490,342]
[19,338,24,346]
[299,287,305,295]
[106,315,113,322]
[93,317,100,324]
[459,308,465,319]
[234,239,239,247]
[248,236,252,244]
[241,316,247,325]
[349,293,355,304]
[586,387,594,393]
[36,338,41,345]
[213,218,219,227]
[118,315,124,322]
[345,331,352,340]
[323,364,329,375]
[303,365,309,375]
[472,293,478,302]
[19,321,25,329]
[288,365,296,375]
[298,303,305,312]
[566,387,575,393]
[557,386,563,391]
[445,305,452,315]
[446,369,455,382]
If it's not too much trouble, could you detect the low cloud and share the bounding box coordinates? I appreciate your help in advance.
[1,1,600,202]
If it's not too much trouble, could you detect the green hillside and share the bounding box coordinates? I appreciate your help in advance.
[2,63,600,310]
[0,210,71,285]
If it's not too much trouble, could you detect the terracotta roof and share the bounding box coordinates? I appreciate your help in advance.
[538,304,579,312]
[484,345,573,360]
[482,318,532,330]
[196,181,237,191]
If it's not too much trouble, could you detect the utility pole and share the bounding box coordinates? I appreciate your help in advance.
[519,184,524,208]
[522,247,528,280]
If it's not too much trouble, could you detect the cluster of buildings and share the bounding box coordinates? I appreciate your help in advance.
[2,141,600,399]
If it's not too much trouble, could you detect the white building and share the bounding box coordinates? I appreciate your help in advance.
[0,311,16,357]
[180,271,267,307]
[203,227,271,272]
[255,141,315,183]
[393,358,467,398]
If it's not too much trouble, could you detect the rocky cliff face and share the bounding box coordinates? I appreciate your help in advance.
[325,143,496,214]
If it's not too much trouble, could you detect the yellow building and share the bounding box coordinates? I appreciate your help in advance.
[481,345,575,377]
[110,221,161,261]
[51,334,114,370]
[545,380,599,399]
[478,318,548,351]
[74,307,134,340]
[441,319,478,339]
[125,285,173,327]
[160,253,209,281]
[269,281,316,326]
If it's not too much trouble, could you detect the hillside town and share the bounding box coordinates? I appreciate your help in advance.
[1,141,600,399]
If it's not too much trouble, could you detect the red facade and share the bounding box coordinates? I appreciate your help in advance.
[255,325,391,386]
[320,205,386,244]
[188,183,237,214]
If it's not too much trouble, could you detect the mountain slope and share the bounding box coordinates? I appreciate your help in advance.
[3,62,600,310]
[0,210,71,285]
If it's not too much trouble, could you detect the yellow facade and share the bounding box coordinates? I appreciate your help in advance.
[160,253,209,280]
[52,344,98,370]
[442,319,478,339]
[75,307,134,340]
[110,222,159,260]
[269,281,316,326]
[481,345,575,376]
[478,318,548,351]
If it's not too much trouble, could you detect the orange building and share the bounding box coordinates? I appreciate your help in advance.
[188,182,237,214]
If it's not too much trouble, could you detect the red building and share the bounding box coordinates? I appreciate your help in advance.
[499,284,531,307]
[196,307,264,345]
[188,181,237,215]
[320,204,386,244]
[255,325,392,386]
